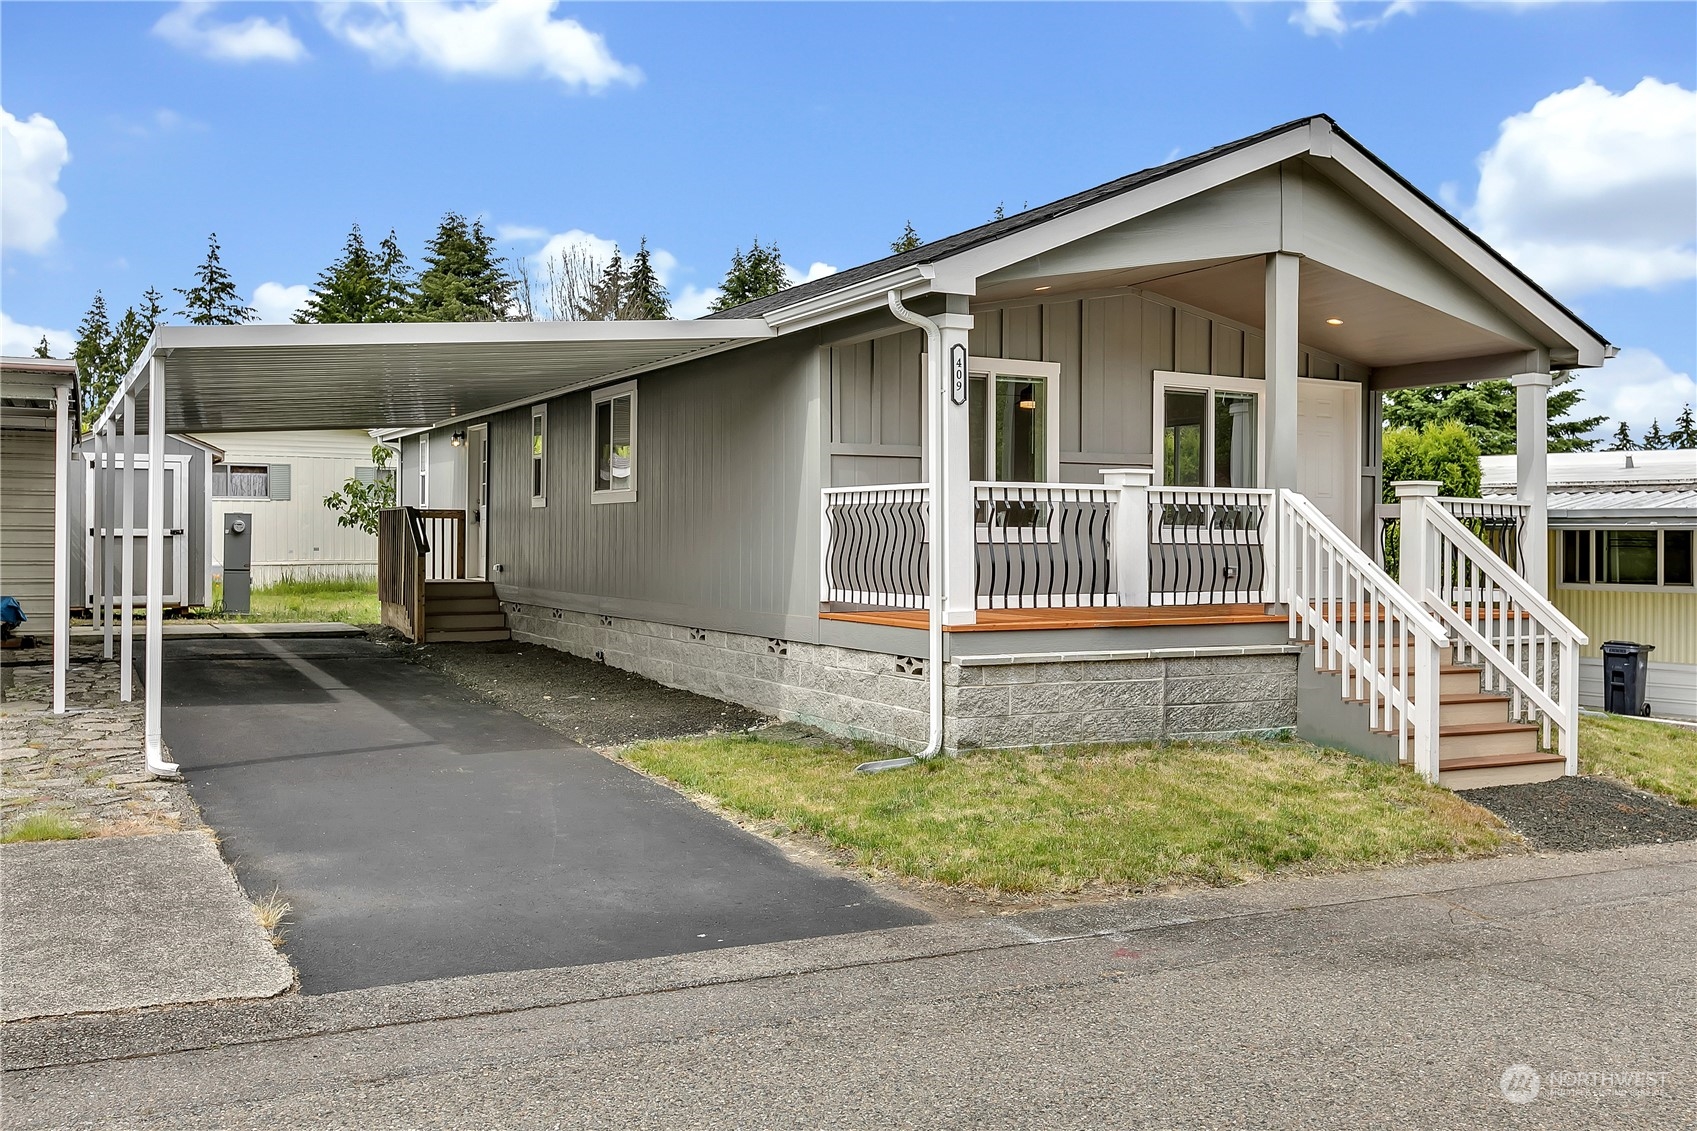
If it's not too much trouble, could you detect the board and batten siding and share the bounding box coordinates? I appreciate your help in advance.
[0,429,57,615]
[484,334,825,639]
[828,288,1371,487]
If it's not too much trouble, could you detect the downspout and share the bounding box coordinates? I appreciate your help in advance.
[855,291,947,773]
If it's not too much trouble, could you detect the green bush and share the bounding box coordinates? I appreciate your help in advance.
[1381,421,1482,503]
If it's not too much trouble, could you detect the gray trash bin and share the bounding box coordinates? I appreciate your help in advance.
[1601,640,1655,717]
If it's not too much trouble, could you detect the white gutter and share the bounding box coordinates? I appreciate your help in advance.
[855,291,948,773]
[761,265,938,333]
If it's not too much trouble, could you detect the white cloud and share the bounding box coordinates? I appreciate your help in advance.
[784,261,839,287]
[1577,347,1697,435]
[672,286,721,321]
[153,2,307,63]
[250,282,310,324]
[1290,1,1415,36]
[1,107,70,254]
[1468,78,1697,295]
[1,311,74,358]
[319,1,639,91]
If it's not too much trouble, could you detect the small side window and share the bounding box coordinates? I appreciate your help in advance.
[592,382,637,503]
[1560,530,1591,585]
[531,405,548,508]
[418,435,429,507]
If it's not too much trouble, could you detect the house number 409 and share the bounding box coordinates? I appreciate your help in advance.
[949,344,967,406]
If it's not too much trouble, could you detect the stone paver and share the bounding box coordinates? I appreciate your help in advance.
[0,643,183,839]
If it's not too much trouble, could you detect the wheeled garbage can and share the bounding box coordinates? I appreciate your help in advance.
[1601,640,1655,717]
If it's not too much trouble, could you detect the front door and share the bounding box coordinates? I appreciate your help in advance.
[465,424,489,579]
[1296,378,1362,540]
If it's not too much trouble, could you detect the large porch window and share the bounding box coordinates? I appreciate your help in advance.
[1153,373,1263,489]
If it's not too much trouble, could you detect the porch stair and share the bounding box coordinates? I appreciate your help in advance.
[421,580,510,644]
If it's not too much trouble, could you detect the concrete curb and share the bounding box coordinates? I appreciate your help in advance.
[6,840,1694,1072]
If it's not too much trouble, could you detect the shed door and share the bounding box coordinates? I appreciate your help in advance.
[85,454,190,606]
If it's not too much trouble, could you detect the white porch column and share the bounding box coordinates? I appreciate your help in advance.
[1102,468,1153,606]
[51,381,71,715]
[144,358,178,776]
[936,303,976,626]
[1264,252,1301,494]
[120,393,136,701]
[1511,372,1552,596]
[1393,481,1443,602]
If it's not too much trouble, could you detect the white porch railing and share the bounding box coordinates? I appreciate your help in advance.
[820,484,930,609]
[1280,489,1450,782]
[1400,487,1585,773]
[1148,487,1275,606]
[974,482,1119,609]
[1379,495,1533,580]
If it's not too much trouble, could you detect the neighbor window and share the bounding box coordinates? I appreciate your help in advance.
[531,405,548,507]
[1156,380,1261,489]
[1560,528,1695,588]
[592,383,636,503]
[212,464,270,499]
[418,435,429,507]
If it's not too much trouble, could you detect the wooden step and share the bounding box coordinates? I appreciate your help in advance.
[427,597,501,615]
[423,627,511,643]
[425,579,496,599]
[1439,665,1484,695]
[425,612,507,631]
[1440,692,1513,726]
[1439,750,1566,790]
[1433,720,1541,760]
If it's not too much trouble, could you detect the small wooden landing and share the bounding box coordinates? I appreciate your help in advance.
[820,604,1284,632]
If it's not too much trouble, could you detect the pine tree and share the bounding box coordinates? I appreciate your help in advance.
[708,238,790,312]
[111,286,167,375]
[1604,421,1636,452]
[373,229,415,319]
[579,247,626,320]
[411,213,515,322]
[176,233,255,325]
[1641,419,1670,450]
[991,203,1006,222]
[33,335,51,359]
[74,292,119,417]
[891,221,921,254]
[1670,404,1697,451]
[1382,370,1606,455]
[625,237,671,320]
[297,224,385,324]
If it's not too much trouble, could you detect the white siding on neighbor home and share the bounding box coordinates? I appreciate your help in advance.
[193,430,386,585]
[0,429,57,616]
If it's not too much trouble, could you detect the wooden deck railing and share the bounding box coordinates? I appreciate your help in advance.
[378,507,466,640]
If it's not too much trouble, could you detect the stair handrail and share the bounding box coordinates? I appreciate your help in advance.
[1279,489,1449,782]
[1407,493,1586,774]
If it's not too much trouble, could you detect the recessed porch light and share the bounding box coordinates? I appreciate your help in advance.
[1325,317,1344,326]
[1034,285,1052,292]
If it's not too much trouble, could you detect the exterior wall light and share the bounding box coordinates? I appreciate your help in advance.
[451,430,466,447]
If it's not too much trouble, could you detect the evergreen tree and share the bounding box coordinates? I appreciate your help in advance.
[297,224,387,324]
[373,229,415,319]
[33,335,51,358]
[1604,421,1636,452]
[411,213,515,322]
[111,287,166,375]
[579,247,626,320]
[1382,370,1606,454]
[891,221,921,254]
[708,238,790,312]
[1670,404,1697,451]
[176,233,255,325]
[74,292,119,417]
[1641,419,1670,450]
[625,237,671,320]
[991,202,1006,222]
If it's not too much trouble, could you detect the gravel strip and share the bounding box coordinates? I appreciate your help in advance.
[1463,775,1697,852]
[383,636,769,748]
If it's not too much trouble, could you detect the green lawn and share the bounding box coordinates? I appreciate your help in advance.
[1,812,86,844]
[621,733,1508,894]
[210,576,379,626]
[1580,714,1697,806]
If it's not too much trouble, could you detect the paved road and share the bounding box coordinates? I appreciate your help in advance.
[159,636,926,993]
[5,843,1693,1128]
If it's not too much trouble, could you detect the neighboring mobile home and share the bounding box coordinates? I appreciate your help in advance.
[81,115,1616,788]
[1,357,78,625]
[1483,450,1697,719]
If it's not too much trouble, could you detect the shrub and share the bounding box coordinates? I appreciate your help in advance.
[1381,421,1482,503]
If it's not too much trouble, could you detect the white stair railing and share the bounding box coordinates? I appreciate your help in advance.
[1279,489,1450,783]
[1398,484,1586,774]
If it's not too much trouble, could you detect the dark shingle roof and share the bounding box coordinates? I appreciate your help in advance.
[703,114,1607,351]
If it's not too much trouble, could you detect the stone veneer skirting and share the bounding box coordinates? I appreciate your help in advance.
[503,602,1299,750]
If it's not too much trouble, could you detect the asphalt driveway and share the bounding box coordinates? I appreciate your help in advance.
[163,636,927,994]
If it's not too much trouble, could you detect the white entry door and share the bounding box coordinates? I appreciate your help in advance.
[465,423,489,579]
[84,453,190,606]
[1296,379,1362,542]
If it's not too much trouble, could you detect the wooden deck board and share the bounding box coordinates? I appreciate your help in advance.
[820,604,1284,632]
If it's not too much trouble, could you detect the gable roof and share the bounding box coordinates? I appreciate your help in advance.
[705,115,1608,356]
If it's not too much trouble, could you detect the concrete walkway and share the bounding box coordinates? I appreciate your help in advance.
[159,636,927,994]
[5,841,1693,1128]
[0,831,293,1020]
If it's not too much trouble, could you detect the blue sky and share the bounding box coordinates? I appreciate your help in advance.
[3,1,1693,436]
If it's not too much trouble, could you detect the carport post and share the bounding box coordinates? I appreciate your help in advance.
[98,423,115,659]
[120,393,136,701]
[51,380,71,716]
[144,359,178,777]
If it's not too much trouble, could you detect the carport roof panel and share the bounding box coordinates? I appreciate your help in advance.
[125,321,774,432]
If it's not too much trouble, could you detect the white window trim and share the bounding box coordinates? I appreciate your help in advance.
[591,381,638,505]
[969,357,1062,485]
[530,404,548,509]
[418,435,429,508]
[1151,371,1269,489]
[1557,527,1696,591]
[212,463,271,500]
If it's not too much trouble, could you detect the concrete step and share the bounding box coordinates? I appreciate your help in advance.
[1439,750,1566,790]
[426,597,501,616]
[425,579,495,599]
[1440,692,1513,727]
[425,612,507,631]
[423,628,511,643]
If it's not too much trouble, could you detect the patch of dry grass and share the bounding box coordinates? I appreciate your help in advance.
[1581,714,1697,806]
[622,733,1508,894]
[252,888,292,946]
